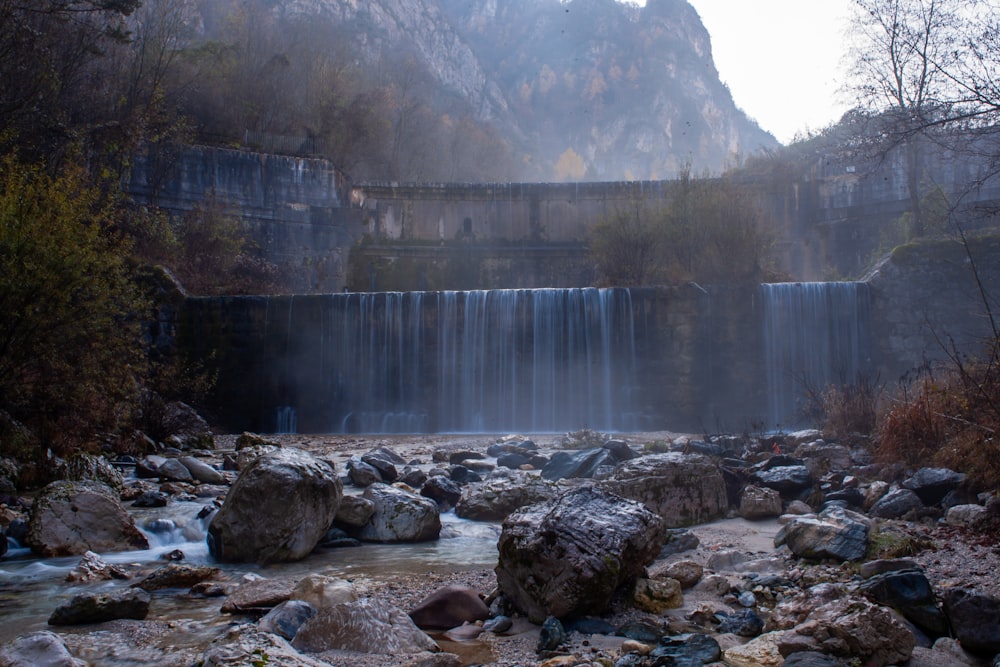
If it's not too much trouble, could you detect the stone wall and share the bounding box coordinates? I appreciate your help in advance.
[174,234,1000,435]
[124,145,1000,292]
[126,145,365,292]
[867,232,1000,386]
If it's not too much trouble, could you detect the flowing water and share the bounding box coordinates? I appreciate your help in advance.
[0,497,501,659]
[761,282,872,429]
[275,287,640,434]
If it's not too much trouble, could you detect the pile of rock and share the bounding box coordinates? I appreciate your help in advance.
[2,427,1000,667]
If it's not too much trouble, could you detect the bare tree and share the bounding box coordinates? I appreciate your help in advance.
[843,0,965,237]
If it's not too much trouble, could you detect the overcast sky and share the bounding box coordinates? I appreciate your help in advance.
[624,0,854,144]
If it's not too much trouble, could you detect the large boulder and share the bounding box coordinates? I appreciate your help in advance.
[26,481,149,557]
[739,485,783,519]
[540,447,617,481]
[869,487,924,519]
[790,598,915,665]
[495,486,665,623]
[859,565,949,638]
[774,505,870,562]
[179,456,226,484]
[57,453,124,493]
[455,469,558,521]
[207,448,342,564]
[291,598,438,655]
[941,587,1000,654]
[599,453,728,527]
[902,467,967,506]
[408,585,490,629]
[751,464,813,499]
[358,483,440,542]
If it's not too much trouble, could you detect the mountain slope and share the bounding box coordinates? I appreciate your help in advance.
[278,0,779,179]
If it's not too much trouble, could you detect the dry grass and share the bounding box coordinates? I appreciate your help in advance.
[876,341,1000,491]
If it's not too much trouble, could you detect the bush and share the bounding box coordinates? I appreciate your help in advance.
[0,154,146,457]
[805,375,882,441]
[876,340,1000,490]
[587,168,777,287]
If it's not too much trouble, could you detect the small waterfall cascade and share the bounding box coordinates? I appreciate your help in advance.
[284,287,640,434]
[761,282,872,429]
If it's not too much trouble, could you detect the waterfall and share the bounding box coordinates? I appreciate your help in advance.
[761,282,872,429]
[282,287,639,434]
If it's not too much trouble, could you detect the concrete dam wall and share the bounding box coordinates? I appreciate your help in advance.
[126,145,1000,293]
[175,233,1000,434]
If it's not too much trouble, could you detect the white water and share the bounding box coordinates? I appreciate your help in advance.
[0,500,500,649]
[279,287,641,434]
[761,282,872,429]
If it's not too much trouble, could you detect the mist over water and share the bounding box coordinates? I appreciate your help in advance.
[761,282,872,429]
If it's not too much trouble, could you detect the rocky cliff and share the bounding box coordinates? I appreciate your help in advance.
[274,0,778,179]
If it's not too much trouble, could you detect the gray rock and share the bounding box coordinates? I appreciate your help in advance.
[739,484,783,519]
[716,608,764,637]
[156,458,194,483]
[650,633,722,664]
[648,559,703,588]
[65,551,130,583]
[347,456,382,487]
[495,486,665,623]
[208,448,343,564]
[26,480,149,557]
[942,587,1000,654]
[179,456,225,484]
[361,447,405,482]
[221,576,296,614]
[259,600,317,640]
[291,574,357,610]
[793,597,915,665]
[795,442,853,473]
[334,495,376,528]
[399,467,428,488]
[859,566,948,638]
[540,447,617,481]
[784,429,824,446]
[751,464,813,498]
[0,631,86,667]
[944,503,992,530]
[359,483,440,542]
[903,467,967,506]
[132,563,220,591]
[775,505,870,561]
[58,453,124,493]
[599,453,728,527]
[782,651,850,666]
[870,487,925,518]
[132,488,169,508]
[48,588,151,625]
[198,624,329,667]
[408,585,490,630]
[421,475,462,508]
[536,616,566,653]
[455,469,557,521]
[292,598,437,654]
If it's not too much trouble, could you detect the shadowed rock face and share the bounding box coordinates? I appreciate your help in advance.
[495,486,666,623]
[207,448,343,564]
